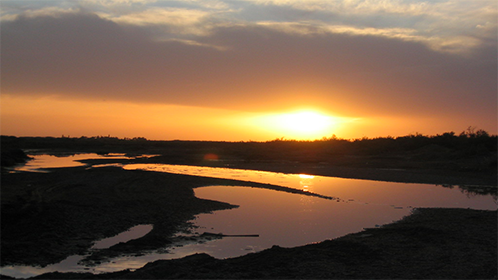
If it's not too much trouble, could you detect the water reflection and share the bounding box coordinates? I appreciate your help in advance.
[14,153,130,172]
[191,186,392,253]
[0,224,154,278]
[3,157,496,279]
[92,225,153,249]
[123,163,497,210]
[119,164,496,259]
[190,182,495,253]
[299,174,314,192]
[438,184,498,198]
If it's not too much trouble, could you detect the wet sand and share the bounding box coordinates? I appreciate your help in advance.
[1,150,497,279]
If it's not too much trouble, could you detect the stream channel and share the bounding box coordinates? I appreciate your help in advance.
[1,153,497,278]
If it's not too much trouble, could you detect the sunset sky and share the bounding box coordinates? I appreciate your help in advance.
[1,0,496,141]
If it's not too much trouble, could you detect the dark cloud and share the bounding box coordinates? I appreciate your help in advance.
[1,11,496,123]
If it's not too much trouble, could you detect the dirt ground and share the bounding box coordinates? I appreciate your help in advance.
[1,149,497,279]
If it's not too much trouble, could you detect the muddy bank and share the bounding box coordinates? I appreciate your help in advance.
[0,149,31,168]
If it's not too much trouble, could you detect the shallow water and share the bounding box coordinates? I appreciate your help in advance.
[14,153,131,172]
[122,164,496,259]
[123,163,496,210]
[2,155,496,278]
[91,224,154,249]
[0,225,154,278]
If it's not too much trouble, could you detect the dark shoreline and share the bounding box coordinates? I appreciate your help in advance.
[1,139,497,279]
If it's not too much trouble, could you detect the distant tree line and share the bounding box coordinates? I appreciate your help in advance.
[1,127,496,159]
[265,127,496,155]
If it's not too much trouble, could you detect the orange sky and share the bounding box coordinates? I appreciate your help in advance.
[1,1,496,141]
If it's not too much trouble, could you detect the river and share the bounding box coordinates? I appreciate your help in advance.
[1,154,496,278]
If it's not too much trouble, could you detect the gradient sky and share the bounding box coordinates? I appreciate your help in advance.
[1,0,496,141]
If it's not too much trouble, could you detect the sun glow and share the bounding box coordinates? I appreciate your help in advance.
[276,111,334,134]
[252,110,339,140]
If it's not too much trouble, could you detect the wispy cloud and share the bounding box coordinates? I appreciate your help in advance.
[2,0,495,54]
[241,0,497,54]
[101,7,209,26]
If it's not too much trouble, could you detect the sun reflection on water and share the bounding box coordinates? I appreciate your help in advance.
[299,174,314,192]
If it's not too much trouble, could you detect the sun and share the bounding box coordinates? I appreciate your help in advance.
[252,110,338,140]
[276,111,334,134]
